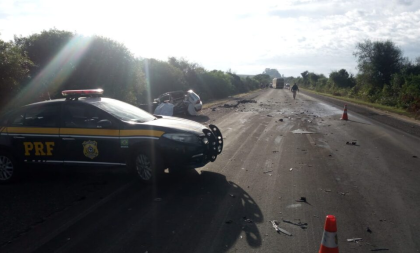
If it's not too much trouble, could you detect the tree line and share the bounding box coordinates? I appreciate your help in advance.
[0,29,274,112]
[287,40,420,118]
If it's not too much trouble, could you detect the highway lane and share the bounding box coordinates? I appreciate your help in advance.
[1,88,420,252]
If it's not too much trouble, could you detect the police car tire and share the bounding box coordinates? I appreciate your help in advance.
[130,149,164,183]
[0,152,19,184]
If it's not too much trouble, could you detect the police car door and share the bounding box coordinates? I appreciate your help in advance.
[7,104,61,164]
[60,103,122,166]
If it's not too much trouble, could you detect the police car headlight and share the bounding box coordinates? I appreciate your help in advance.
[163,133,200,144]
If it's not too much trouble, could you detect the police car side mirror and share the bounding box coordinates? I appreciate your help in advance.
[97,119,112,128]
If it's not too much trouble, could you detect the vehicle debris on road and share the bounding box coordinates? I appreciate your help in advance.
[281,218,308,229]
[346,141,358,145]
[263,170,273,174]
[347,238,362,242]
[270,220,292,236]
[296,197,307,202]
[243,217,253,223]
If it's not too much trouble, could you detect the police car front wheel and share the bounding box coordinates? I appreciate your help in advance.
[131,150,163,182]
[0,152,18,184]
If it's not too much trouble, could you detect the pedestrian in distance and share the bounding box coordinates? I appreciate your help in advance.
[291,83,299,99]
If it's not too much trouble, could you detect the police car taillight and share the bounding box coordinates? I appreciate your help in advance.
[62,89,104,97]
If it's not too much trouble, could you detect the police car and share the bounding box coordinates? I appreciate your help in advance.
[0,89,223,184]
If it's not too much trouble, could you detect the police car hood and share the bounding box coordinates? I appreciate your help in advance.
[143,116,205,135]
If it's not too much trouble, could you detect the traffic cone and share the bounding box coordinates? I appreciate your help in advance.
[319,215,339,253]
[340,105,348,120]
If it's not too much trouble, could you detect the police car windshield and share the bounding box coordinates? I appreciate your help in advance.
[89,98,155,123]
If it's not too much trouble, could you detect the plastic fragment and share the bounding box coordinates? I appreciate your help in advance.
[347,238,363,242]
[270,220,292,236]
[281,219,308,229]
[296,197,307,202]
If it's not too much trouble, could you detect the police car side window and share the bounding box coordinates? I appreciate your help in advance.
[24,105,60,127]
[64,104,115,129]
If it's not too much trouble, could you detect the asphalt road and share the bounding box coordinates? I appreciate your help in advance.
[1,88,420,253]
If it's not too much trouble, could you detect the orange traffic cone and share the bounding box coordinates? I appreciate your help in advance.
[319,215,339,253]
[340,105,348,120]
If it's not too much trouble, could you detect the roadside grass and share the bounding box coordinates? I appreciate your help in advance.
[301,88,416,119]
[202,89,262,109]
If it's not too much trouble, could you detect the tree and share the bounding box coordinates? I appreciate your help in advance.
[263,68,281,78]
[0,39,33,109]
[354,40,405,89]
[329,69,355,88]
[253,74,271,85]
[15,29,74,79]
[14,30,146,105]
[141,58,187,99]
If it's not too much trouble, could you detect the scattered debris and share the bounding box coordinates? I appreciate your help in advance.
[289,168,293,171]
[367,227,372,233]
[279,119,283,122]
[243,217,253,223]
[212,108,217,111]
[272,150,279,153]
[325,189,332,192]
[238,99,257,104]
[263,170,273,174]
[267,115,273,117]
[223,103,235,108]
[154,198,162,202]
[282,219,308,229]
[346,141,357,145]
[270,220,292,236]
[292,129,315,134]
[296,197,307,203]
[347,238,363,242]
[222,99,257,109]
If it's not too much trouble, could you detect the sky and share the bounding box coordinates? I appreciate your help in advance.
[1,0,419,77]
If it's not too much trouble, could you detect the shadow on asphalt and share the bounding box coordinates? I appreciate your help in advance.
[136,170,263,252]
[1,169,262,253]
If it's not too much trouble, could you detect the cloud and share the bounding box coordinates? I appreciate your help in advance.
[1,0,420,76]
[397,0,413,6]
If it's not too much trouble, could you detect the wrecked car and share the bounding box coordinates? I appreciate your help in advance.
[140,90,202,117]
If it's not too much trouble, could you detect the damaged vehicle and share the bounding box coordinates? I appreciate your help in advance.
[153,90,202,116]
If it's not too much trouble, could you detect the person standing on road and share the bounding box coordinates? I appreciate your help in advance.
[291,83,299,99]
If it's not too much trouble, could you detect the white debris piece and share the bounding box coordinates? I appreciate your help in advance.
[154,102,174,116]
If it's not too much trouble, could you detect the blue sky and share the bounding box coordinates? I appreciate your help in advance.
[1,0,419,77]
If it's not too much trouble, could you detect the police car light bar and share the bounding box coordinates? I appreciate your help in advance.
[62,89,104,97]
